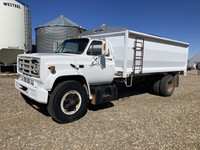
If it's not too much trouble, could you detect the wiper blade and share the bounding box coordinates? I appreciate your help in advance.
[63,52,76,54]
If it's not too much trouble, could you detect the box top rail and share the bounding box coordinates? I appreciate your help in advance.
[80,26,189,47]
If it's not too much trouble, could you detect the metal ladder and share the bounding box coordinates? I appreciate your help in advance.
[24,7,31,52]
[133,37,144,74]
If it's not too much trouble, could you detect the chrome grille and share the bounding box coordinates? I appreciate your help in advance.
[18,57,40,78]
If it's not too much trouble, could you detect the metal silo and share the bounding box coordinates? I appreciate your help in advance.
[35,15,86,53]
[0,0,31,67]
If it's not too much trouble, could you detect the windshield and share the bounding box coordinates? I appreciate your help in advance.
[55,38,89,54]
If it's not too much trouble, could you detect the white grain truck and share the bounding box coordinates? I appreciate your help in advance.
[15,26,189,123]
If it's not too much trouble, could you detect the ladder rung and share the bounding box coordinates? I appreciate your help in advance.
[135,56,143,57]
[134,49,144,51]
[135,41,143,44]
[134,47,143,49]
[135,65,142,67]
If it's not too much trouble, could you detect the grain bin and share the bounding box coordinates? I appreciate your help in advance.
[0,0,31,66]
[35,15,86,53]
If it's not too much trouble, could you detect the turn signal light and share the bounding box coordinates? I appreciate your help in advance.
[74,36,82,39]
[104,44,106,50]
[49,66,55,72]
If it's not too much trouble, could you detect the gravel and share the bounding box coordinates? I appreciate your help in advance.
[0,70,200,150]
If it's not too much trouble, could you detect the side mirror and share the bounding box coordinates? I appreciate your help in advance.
[102,43,109,56]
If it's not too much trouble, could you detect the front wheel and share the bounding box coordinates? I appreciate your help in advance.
[47,81,88,123]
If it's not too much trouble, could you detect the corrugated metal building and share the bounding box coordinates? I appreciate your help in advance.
[188,52,200,68]
[35,15,86,53]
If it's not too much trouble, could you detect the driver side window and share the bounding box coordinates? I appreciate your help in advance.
[87,41,102,56]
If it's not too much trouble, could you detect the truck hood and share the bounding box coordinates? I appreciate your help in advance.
[18,53,80,69]
[18,53,76,59]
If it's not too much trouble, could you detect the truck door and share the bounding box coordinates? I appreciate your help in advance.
[84,40,115,85]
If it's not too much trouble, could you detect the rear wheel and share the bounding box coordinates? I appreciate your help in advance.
[152,79,161,95]
[160,75,174,96]
[47,81,88,123]
[174,74,179,87]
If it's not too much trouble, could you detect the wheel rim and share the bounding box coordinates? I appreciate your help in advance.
[167,80,174,93]
[60,90,82,115]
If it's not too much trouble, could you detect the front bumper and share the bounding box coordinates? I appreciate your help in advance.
[15,79,48,104]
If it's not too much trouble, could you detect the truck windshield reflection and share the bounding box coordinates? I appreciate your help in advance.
[55,38,89,54]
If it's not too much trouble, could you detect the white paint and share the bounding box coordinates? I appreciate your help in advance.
[83,29,189,76]
[0,0,30,51]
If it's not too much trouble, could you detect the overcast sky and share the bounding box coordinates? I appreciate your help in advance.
[20,0,200,58]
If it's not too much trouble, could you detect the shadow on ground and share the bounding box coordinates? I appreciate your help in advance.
[88,84,153,111]
[21,84,154,116]
[21,94,50,117]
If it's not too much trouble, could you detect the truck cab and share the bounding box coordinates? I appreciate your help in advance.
[15,37,116,123]
[54,38,115,85]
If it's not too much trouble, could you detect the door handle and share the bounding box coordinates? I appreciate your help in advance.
[106,58,112,61]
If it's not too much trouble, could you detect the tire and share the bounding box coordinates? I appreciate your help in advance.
[153,79,161,95]
[174,74,179,87]
[47,81,87,123]
[160,75,174,97]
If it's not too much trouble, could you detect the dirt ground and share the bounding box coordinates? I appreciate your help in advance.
[0,70,200,150]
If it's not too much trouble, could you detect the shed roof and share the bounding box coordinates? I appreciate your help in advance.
[80,26,127,36]
[36,15,80,28]
[188,52,200,66]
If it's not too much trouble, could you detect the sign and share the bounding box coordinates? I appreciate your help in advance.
[3,2,21,9]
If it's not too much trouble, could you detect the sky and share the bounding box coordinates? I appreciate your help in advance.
[20,0,200,59]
